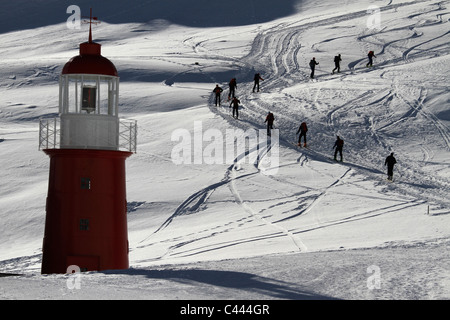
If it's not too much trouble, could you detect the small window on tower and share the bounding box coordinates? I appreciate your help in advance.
[81,178,91,190]
[79,219,89,231]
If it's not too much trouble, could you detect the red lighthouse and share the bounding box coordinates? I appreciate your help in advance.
[39,13,137,274]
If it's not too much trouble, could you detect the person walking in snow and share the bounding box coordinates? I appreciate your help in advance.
[228,78,237,100]
[366,51,376,67]
[333,136,344,162]
[265,111,274,136]
[253,73,264,92]
[230,96,241,119]
[309,57,319,79]
[384,152,397,181]
[332,54,341,74]
[296,121,308,147]
[213,84,223,106]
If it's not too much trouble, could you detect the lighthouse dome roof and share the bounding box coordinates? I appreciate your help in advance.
[62,41,118,77]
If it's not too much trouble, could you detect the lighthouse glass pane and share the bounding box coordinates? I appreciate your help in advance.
[61,75,119,116]
[82,87,96,113]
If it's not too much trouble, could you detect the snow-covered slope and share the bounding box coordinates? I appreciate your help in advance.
[0,0,449,300]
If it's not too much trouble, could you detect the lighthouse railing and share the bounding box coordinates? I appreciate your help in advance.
[39,118,60,150]
[118,119,137,153]
[39,117,137,153]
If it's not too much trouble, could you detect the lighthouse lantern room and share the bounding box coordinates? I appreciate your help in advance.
[39,11,137,274]
[59,39,120,150]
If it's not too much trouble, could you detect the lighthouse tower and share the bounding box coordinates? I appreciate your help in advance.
[39,13,137,274]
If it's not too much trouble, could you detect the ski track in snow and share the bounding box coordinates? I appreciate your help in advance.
[158,1,449,255]
[139,120,310,258]
[147,0,450,261]
[226,143,309,253]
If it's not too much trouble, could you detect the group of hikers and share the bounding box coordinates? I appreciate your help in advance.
[211,50,397,181]
[309,50,376,79]
[293,120,342,161]
[265,111,397,180]
[213,78,241,118]
[213,73,264,108]
[293,120,343,162]
[213,50,377,105]
[285,117,397,180]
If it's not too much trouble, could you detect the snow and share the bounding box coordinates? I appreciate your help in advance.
[0,0,449,301]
